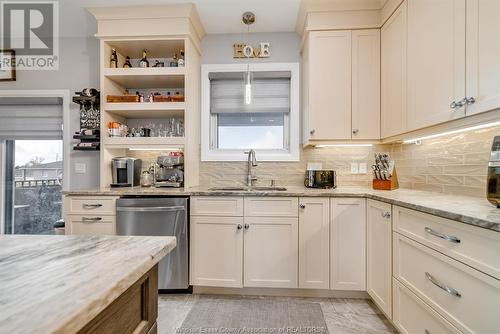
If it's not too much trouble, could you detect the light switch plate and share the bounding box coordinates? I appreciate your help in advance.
[350,162,359,174]
[75,163,86,174]
[359,162,367,174]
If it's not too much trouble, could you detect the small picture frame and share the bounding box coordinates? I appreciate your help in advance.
[0,49,16,81]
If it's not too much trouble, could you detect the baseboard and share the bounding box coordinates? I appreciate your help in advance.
[192,286,370,299]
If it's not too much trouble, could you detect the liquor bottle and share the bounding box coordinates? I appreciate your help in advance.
[139,50,149,68]
[178,50,185,67]
[123,56,132,68]
[110,48,118,68]
[170,54,178,67]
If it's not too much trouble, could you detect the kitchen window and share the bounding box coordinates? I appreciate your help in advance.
[201,63,299,161]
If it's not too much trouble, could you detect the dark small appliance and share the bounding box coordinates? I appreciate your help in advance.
[111,157,142,187]
[154,155,184,188]
[305,170,337,189]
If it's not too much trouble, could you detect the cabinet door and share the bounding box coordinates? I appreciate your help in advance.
[298,198,329,289]
[352,30,380,140]
[407,0,466,130]
[381,1,407,138]
[466,0,500,116]
[190,216,243,288]
[331,198,366,291]
[367,199,393,319]
[308,30,352,140]
[244,217,298,288]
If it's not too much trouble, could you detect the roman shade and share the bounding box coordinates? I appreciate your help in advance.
[210,71,291,114]
[0,97,63,139]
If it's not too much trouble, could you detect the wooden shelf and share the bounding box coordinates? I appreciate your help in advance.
[105,39,185,59]
[103,136,185,148]
[103,68,185,89]
[104,102,185,118]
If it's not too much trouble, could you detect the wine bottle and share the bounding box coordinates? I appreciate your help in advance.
[139,50,149,68]
[110,48,118,68]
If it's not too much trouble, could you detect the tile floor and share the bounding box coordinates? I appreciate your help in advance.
[157,294,398,334]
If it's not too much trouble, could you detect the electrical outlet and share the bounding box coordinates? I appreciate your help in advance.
[350,162,359,174]
[359,162,367,174]
[75,163,86,174]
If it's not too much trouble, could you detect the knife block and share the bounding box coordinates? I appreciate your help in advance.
[373,168,399,190]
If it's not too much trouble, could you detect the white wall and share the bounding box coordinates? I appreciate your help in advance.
[0,35,100,190]
[202,32,301,64]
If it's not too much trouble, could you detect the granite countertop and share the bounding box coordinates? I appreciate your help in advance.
[64,186,500,232]
[0,235,176,334]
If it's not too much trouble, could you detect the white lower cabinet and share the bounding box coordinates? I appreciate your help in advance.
[190,216,244,288]
[330,198,366,291]
[244,217,298,288]
[393,278,461,334]
[393,233,500,334]
[298,197,330,289]
[367,199,393,319]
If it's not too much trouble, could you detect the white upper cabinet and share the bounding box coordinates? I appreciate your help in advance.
[352,30,381,140]
[307,30,352,141]
[465,0,500,116]
[381,1,407,138]
[406,0,466,131]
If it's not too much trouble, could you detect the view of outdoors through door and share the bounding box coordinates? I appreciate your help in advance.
[5,140,63,234]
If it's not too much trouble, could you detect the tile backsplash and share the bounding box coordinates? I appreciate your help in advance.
[199,126,498,198]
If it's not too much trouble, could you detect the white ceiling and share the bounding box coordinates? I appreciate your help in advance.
[61,0,382,37]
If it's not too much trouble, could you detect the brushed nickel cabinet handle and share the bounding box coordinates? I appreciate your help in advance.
[450,100,464,109]
[82,204,103,209]
[81,217,102,223]
[299,204,306,209]
[237,224,243,230]
[425,272,461,298]
[381,211,391,219]
[425,227,460,243]
[352,129,359,135]
[310,129,315,135]
[244,224,250,229]
[465,96,476,105]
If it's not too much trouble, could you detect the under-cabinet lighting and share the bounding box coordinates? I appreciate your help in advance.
[128,147,183,151]
[315,144,373,148]
[403,120,500,144]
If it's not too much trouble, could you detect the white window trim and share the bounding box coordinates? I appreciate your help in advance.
[201,62,300,162]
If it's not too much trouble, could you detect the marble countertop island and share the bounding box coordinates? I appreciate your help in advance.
[65,186,500,232]
[0,235,176,334]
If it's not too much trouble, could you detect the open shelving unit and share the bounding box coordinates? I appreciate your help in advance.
[89,4,205,188]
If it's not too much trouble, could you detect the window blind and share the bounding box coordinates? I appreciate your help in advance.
[210,71,291,114]
[0,97,63,140]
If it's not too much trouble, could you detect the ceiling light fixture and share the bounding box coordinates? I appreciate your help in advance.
[403,120,500,144]
[315,144,373,148]
[242,11,255,105]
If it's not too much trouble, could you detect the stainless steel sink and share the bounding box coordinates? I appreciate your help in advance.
[251,186,287,191]
[209,186,287,191]
[209,187,247,191]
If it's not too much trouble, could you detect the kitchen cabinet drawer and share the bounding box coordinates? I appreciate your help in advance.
[191,196,243,216]
[393,278,462,334]
[64,196,118,215]
[244,197,298,217]
[393,233,500,334]
[67,215,115,235]
[393,206,500,279]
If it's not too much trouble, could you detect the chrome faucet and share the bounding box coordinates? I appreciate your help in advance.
[245,150,258,187]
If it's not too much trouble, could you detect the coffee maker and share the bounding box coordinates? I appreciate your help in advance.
[154,155,184,188]
[487,136,500,207]
[111,157,142,187]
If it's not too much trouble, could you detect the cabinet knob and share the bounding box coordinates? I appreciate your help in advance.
[310,129,315,135]
[450,100,464,110]
[465,96,476,105]
[381,212,391,219]
[244,223,250,229]
[352,129,359,135]
[299,204,306,209]
[237,224,243,230]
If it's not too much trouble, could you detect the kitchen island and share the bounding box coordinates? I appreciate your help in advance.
[0,235,176,334]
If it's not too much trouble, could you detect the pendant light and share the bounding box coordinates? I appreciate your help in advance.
[242,12,255,105]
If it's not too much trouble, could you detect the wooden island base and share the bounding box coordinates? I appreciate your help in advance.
[79,265,159,334]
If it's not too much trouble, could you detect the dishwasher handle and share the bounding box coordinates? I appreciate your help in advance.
[116,206,185,213]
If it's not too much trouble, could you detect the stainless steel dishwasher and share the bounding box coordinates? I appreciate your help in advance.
[116,197,189,291]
